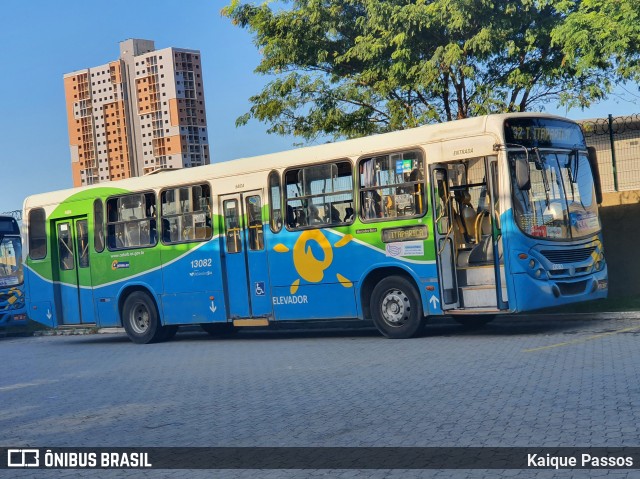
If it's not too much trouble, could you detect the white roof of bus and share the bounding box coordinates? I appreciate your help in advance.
[24,112,567,210]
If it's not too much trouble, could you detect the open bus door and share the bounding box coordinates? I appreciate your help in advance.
[429,164,460,310]
[430,158,507,315]
[52,217,95,324]
[219,190,273,320]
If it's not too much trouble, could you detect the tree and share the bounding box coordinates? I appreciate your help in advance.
[222,0,626,141]
[552,0,640,87]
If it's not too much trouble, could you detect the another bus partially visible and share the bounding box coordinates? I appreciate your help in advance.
[23,113,607,343]
[0,216,26,327]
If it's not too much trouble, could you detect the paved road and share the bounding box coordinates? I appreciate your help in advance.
[2,313,640,478]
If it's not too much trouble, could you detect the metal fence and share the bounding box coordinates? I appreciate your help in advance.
[580,114,640,193]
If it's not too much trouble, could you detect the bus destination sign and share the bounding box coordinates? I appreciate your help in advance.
[504,118,585,149]
[381,225,428,243]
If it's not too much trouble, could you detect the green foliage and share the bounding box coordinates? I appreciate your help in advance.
[223,0,638,141]
[552,0,640,83]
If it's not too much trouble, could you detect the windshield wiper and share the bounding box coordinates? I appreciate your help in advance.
[567,149,579,202]
[570,149,580,183]
[532,148,550,208]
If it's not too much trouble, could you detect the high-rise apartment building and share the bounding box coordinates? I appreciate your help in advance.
[64,39,210,186]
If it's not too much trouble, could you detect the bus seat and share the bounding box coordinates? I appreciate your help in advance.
[459,192,477,240]
[195,226,212,239]
[468,235,503,265]
[468,236,493,264]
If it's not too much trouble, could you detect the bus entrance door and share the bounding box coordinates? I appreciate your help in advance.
[429,165,460,310]
[53,217,94,325]
[220,191,272,320]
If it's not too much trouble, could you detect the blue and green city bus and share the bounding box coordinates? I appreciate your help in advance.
[23,113,607,343]
[0,215,27,327]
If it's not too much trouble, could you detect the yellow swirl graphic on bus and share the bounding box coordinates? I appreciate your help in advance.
[275,231,354,294]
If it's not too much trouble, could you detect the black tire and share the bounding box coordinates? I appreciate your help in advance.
[453,315,495,328]
[370,276,425,339]
[121,291,164,344]
[200,322,236,336]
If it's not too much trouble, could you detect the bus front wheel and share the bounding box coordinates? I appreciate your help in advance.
[122,291,165,344]
[371,276,425,339]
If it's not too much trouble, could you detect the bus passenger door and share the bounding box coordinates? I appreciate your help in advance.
[486,156,509,310]
[53,217,94,324]
[429,165,459,310]
[220,191,272,319]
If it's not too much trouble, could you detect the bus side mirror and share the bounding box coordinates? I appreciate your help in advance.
[587,146,603,205]
[514,156,531,191]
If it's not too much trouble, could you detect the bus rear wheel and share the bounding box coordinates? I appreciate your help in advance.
[370,276,425,339]
[122,291,164,344]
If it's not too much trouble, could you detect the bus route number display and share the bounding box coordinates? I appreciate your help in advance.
[504,119,584,149]
[381,225,428,243]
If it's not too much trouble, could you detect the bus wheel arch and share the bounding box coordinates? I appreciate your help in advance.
[119,287,165,344]
[361,268,426,339]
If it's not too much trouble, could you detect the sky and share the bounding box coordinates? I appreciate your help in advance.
[1,0,639,214]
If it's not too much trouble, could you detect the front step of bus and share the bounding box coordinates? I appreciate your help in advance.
[232,318,270,327]
[457,266,506,309]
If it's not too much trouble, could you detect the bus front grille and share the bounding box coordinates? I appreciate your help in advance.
[557,280,589,296]
[540,246,596,264]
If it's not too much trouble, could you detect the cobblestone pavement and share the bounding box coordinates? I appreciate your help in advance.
[2,313,640,478]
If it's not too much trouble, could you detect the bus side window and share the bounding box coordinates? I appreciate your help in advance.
[160,184,212,244]
[246,195,264,251]
[93,199,105,253]
[224,200,241,253]
[28,208,47,260]
[268,170,283,233]
[106,192,157,250]
[359,151,426,221]
[284,160,353,229]
[57,223,75,270]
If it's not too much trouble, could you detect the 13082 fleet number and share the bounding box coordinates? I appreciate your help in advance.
[191,259,212,268]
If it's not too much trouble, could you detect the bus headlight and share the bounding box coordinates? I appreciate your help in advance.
[535,269,543,278]
[529,259,536,269]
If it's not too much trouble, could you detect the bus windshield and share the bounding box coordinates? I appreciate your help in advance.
[509,149,600,240]
[0,235,23,286]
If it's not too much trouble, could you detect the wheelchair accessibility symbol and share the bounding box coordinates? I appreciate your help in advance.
[255,281,266,296]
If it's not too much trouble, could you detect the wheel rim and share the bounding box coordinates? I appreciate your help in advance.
[129,303,150,334]
[380,288,411,327]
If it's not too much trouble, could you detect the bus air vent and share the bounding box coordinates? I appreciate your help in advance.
[557,280,589,296]
[540,246,596,264]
